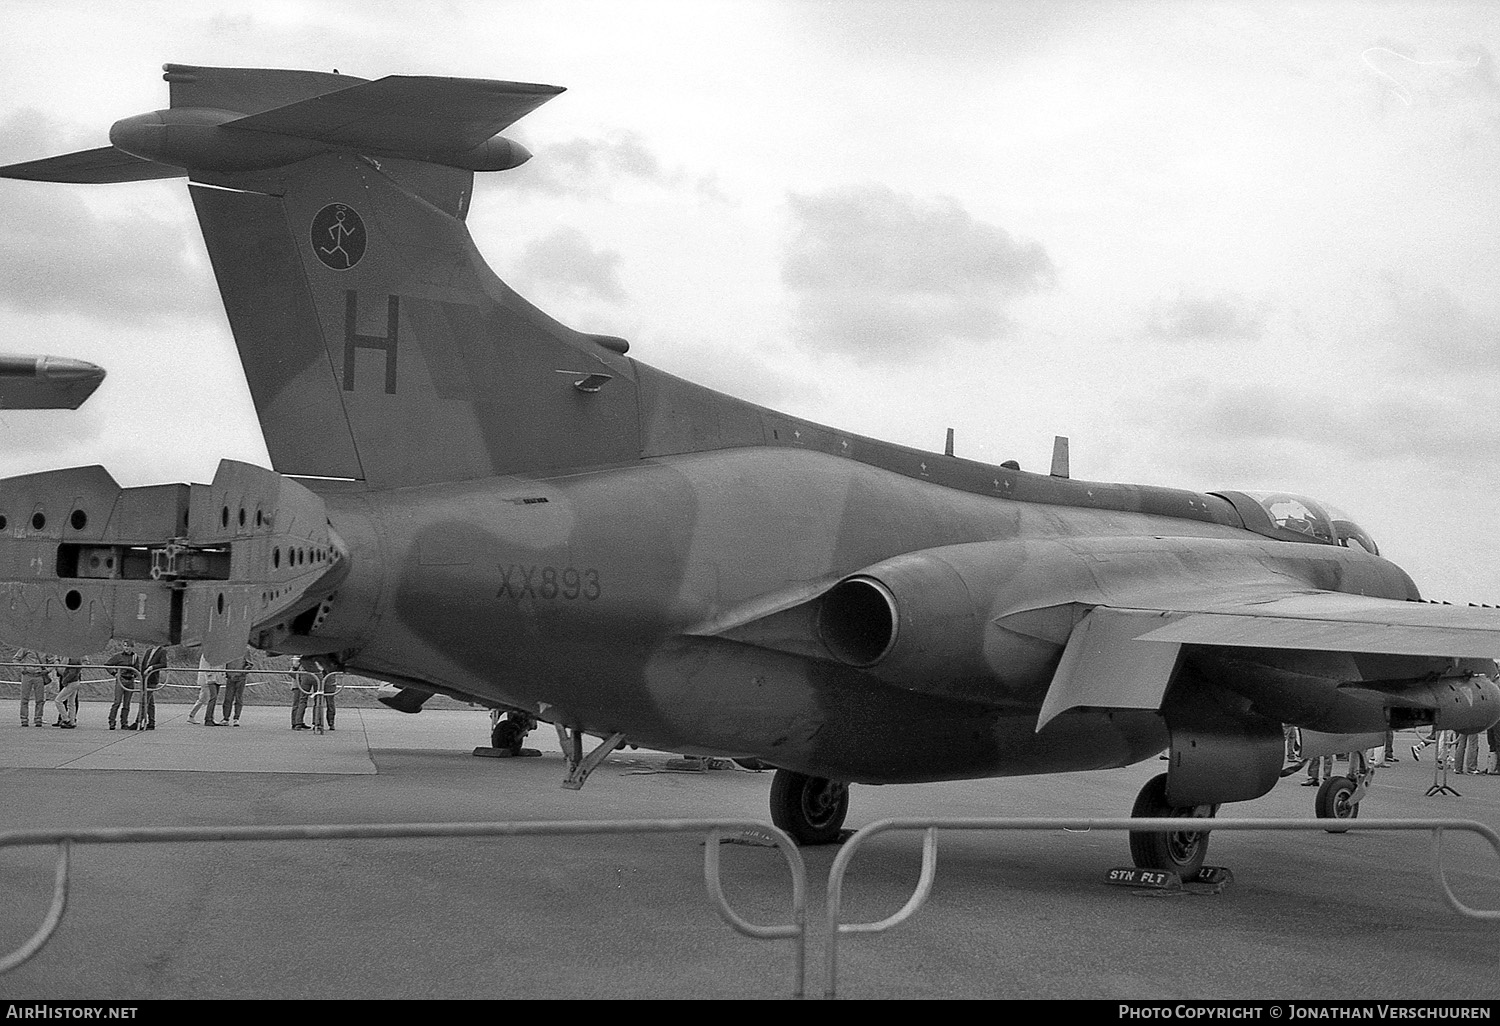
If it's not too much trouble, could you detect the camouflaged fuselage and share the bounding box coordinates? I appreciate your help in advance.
[306,436,1419,785]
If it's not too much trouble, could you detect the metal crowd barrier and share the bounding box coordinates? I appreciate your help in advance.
[822,816,1500,999]
[0,662,125,689]
[0,663,136,724]
[0,818,810,997]
[2,662,385,731]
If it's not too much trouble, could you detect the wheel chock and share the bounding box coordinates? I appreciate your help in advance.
[1190,866,1233,889]
[1104,867,1182,891]
[472,747,542,758]
[1104,865,1232,894]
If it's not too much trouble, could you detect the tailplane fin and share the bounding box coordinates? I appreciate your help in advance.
[1,64,642,488]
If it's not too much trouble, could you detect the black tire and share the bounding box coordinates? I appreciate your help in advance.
[1315,776,1359,832]
[490,717,525,753]
[1128,772,1215,876]
[769,769,849,845]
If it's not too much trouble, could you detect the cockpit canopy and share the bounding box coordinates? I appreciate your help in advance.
[1212,491,1379,555]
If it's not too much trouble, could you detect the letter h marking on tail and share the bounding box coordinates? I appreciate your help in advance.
[343,291,399,394]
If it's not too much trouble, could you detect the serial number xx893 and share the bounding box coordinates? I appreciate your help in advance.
[496,564,601,602]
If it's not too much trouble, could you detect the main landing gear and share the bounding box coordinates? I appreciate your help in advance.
[769,769,850,845]
[1128,773,1219,876]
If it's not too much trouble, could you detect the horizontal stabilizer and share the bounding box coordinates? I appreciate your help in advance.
[164,63,365,115]
[222,75,564,154]
[0,146,185,184]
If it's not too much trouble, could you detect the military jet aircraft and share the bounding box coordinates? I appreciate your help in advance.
[2,64,1498,874]
[0,355,105,409]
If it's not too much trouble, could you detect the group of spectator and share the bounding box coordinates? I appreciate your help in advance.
[1412,724,1500,775]
[11,646,337,732]
[1293,725,1500,788]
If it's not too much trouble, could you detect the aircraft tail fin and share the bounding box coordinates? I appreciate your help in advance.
[188,149,640,487]
[3,64,644,488]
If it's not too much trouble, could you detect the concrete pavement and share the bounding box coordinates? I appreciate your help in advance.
[1,705,1498,1000]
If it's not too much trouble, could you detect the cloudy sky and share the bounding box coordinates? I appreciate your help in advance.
[0,0,1497,602]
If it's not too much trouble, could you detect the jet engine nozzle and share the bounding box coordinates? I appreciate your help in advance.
[814,541,1070,702]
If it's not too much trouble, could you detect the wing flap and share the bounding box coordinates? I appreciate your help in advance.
[1035,607,1182,731]
[221,75,565,153]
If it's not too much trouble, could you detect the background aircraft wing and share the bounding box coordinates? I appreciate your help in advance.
[0,146,185,184]
[221,75,565,153]
[0,355,106,409]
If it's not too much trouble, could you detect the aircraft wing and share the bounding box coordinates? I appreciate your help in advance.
[221,75,565,153]
[1037,592,1500,731]
[0,146,184,184]
[1131,592,1500,657]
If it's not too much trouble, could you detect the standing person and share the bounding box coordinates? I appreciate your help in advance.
[53,657,83,728]
[106,641,138,730]
[1453,729,1482,775]
[188,653,224,725]
[289,655,311,730]
[128,644,169,731]
[1487,723,1500,775]
[220,652,250,727]
[15,648,51,728]
[1303,751,1335,787]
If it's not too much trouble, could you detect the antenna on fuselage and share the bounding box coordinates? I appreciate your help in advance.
[1050,436,1069,479]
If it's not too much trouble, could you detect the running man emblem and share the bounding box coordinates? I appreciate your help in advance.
[311,203,367,270]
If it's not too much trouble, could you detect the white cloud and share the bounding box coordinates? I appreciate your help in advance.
[781,184,1055,361]
[512,226,627,304]
[1146,287,1266,343]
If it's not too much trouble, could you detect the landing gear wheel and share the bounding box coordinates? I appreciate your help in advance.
[769,769,849,845]
[1315,775,1359,831]
[1128,772,1216,876]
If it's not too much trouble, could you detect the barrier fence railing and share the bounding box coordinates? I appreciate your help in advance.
[0,663,127,689]
[823,816,1500,999]
[0,818,810,998]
